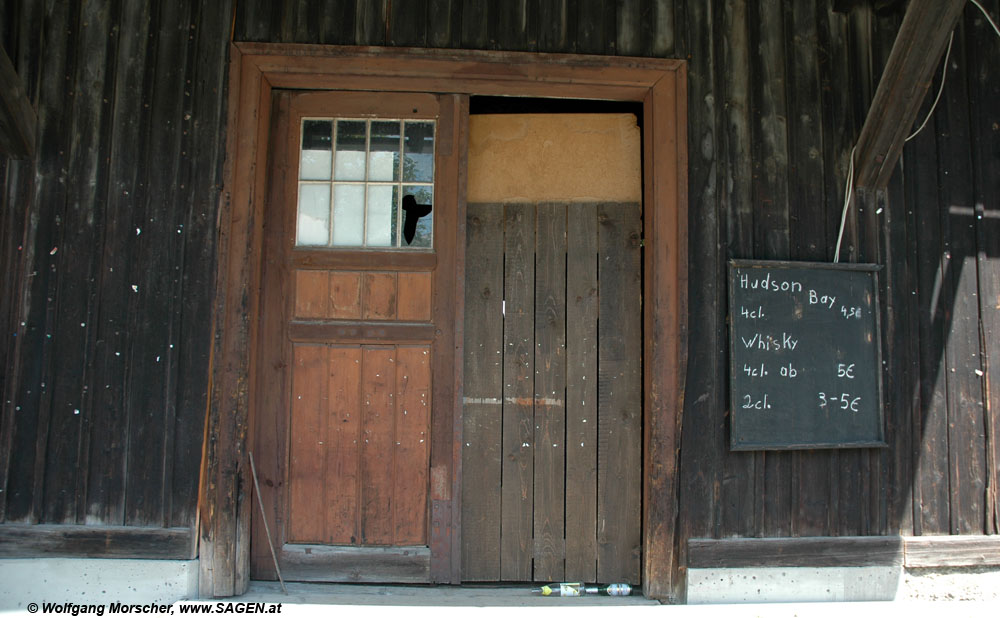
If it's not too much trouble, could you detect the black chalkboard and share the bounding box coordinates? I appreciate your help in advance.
[728,260,886,450]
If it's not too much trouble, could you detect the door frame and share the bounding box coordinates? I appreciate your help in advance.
[201,43,688,600]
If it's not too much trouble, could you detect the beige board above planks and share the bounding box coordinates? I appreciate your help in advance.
[294,270,432,321]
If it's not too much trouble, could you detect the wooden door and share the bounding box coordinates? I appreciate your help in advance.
[251,90,461,583]
[460,114,643,584]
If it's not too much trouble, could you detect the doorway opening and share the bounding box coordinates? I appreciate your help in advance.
[460,97,645,584]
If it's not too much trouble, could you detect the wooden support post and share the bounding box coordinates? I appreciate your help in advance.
[853,0,966,189]
[0,46,35,158]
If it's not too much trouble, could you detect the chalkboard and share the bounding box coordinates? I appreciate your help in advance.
[728,260,886,450]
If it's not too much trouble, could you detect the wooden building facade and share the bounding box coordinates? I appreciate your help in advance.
[1,0,998,602]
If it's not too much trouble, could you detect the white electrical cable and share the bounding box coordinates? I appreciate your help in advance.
[833,146,856,264]
[905,31,954,142]
[834,0,998,264]
[970,0,1000,40]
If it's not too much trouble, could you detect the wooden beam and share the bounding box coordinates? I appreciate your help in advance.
[0,45,35,158]
[0,524,194,559]
[904,536,1000,567]
[688,535,1000,569]
[853,0,966,189]
[688,536,904,568]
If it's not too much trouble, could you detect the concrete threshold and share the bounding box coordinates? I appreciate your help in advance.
[239,581,661,607]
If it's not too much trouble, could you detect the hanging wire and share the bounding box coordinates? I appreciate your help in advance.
[833,146,857,263]
[969,0,1000,40]
[905,31,955,143]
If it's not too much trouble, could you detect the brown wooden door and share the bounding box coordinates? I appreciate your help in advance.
[251,90,462,583]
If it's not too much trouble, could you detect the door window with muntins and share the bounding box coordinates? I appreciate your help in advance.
[297,118,435,248]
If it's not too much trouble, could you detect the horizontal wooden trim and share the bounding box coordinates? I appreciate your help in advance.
[237,43,683,96]
[687,536,904,568]
[0,524,194,560]
[688,536,1000,569]
[278,544,430,583]
[290,321,434,343]
[903,536,1000,567]
[292,251,437,271]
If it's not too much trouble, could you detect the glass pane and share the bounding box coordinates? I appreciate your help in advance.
[402,185,433,248]
[366,185,397,247]
[334,120,366,181]
[300,120,332,180]
[403,122,435,182]
[297,183,330,246]
[369,121,401,181]
[332,184,364,246]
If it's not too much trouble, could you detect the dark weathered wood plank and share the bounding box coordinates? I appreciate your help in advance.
[688,536,904,568]
[124,0,193,528]
[538,0,569,52]
[318,0,357,45]
[427,0,462,49]
[596,203,641,584]
[616,0,642,56]
[868,8,914,537]
[718,0,756,539]
[908,99,950,535]
[0,524,194,559]
[84,0,155,527]
[45,0,117,526]
[576,0,614,54]
[640,0,675,57]
[167,0,230,532]
[460,0,488,48]
[0,44,35,157]
[4,0,78,525]
[853,0,967,189]
[388,0,427,47]
[936,24,987,535]
[354,0,387,45]
[565,203,598,583]
[676,0,722,565]
[460,203,503,581]
[489,0,536,51]
[532,203,566,582]
[966,0,1000,536]
[750,0,792,538]
[784,0,833,537]
[500,202,534,581]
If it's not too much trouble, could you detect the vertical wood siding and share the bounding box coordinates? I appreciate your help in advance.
[0,0,230,527]
[0,0,997,553]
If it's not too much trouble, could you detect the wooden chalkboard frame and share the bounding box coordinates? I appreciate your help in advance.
[728,259,886,451]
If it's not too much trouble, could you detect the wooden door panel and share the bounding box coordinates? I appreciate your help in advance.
[461,202,642,584]
[284,343,432,547]
[394,345,432,545]
[360,346,397,545]
[287,344,331,544]
[325,345,363,545]
[252,89,463,583]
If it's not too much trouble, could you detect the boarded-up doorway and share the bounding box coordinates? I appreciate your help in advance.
[461,112,643,584]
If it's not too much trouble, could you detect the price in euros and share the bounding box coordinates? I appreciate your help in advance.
[818,392,861,412]
[837,363,855,379]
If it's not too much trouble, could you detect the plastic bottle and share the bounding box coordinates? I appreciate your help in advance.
[533,583,632,596]
[585,584,632,596]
